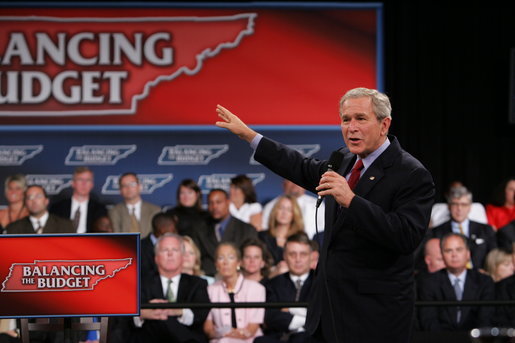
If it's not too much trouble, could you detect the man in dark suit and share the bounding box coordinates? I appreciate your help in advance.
[115,233,209,343]
[256,233,314,343]
[417,233,495,331]
[430,186,497,270]
[6,185,75,234]
[50,167,107,233]
[193,188,257,276]
[215,87,435,342]
[141,212,178,278]
[495,271,515,327]
[497,220,515,251]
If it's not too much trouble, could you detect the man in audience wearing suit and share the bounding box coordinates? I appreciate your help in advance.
[6,185,75,234]
[193,188,257,276]
[256,232,314,343]
[109,172,161,237]
[50,166,107,233]
[430,186,497,270]
[497,220,515,251]
[124,233,210,343]
[141,212,178,278]
[417,233,495,331]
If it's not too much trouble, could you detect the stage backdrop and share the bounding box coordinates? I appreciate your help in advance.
[0,2,382,208]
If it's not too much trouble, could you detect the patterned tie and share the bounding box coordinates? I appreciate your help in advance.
[347,159,364,190]
[35,221,43,234]
[130,207,139,233]
[294,279,302,301]
[166,278,175,302]
[72,207,81,232]
[453,278,462,322]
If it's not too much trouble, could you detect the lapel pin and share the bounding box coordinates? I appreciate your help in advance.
[369,176,375,180]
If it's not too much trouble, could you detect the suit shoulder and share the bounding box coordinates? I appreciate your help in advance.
[181,273,208,286]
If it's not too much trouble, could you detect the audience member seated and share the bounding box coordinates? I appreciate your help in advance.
[309,239,319,270]
[484,248,514,282]
[0,174,29,233]
[430,186,497,270]
[495,268,515,327]
[203,242,265,342]
[430,181,487,228]
[141,212,178,278]
[193,189,257,276]
[240,238,273,285]
[422,238,446,274]
[255,233,314,343]
[0,318,19,343]
[165,179,210,238]
[127,233,210,343]
[417,233,495,331]
[262,179,324,239]
[109,172,161,237]
[50,167,107,233]
[182,235,215,285]
[91,215,114,233]
[258,195,305,269]
[229,175,263,230]
[6,185,75,234]
[486,177,515,230]
[497,220,515,250]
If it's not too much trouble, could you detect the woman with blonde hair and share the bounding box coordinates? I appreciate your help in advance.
[258,195,304,266]
[182,235,215,285]
[0,174,29,232]
[484,248,514,282]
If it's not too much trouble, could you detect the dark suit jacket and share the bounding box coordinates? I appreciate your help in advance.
[262,270,314,340]
[49,197,107,232]
[130,272,210,343]
[495,273,515,327]
[417,268,495,331]
[254,135,434,343]
[5,214,75,234]
[192,216,257,276]
[141,235,157,278]
[497,220,515,251]
[430,220,497,269]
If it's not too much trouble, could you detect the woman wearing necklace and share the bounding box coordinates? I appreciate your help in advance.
[204,242,265,342]
[0,174,29,233]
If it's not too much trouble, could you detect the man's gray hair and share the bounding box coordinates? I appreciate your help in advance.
[446,186,473,203]
[339,87,392,120]
[154,232,185,254]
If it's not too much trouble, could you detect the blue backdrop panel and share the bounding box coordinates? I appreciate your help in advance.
[0,126,343,209]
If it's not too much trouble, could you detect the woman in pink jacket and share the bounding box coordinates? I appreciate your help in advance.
[203,242,265,342]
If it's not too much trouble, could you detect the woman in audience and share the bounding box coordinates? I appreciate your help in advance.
[486,177,515,230]
[0,174,29,232]
[485,248,514,282]
[182,235,215,285]
[166,179,209,237]
[204,242,265,342]
[229,175,263,230]
[258,195,304,268]
[240,238,273,285]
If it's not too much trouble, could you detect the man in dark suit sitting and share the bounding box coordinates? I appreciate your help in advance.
[256,232,314,343]
[6,185,75,234]
[123,233,210,343]
[193,188,257,276]
[417,232,495,331]
[430,186,497,270]
[141,212,178,278]
[50,166,107,233]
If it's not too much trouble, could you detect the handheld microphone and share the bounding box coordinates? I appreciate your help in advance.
[316,151,343,208]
